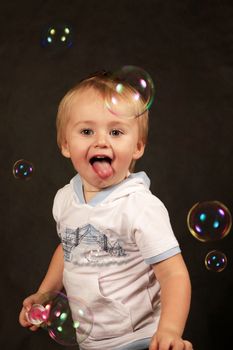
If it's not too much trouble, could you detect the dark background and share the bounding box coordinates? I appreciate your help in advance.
[1,1,233,349]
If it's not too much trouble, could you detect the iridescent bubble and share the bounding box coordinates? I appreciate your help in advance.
[105,65,155,118]
[205,250,227,272]
[13,159,34,180]
[41,24,73,48]
[26,304,48,325]
[26,291,93,346]
[187,201,232,242]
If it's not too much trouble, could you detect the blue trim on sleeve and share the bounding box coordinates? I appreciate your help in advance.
[144,246,181,265]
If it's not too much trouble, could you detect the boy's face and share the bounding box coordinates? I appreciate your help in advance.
[61,88,145,194]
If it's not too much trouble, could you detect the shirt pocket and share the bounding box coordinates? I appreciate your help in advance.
[63,269,133,340]
[98,267,156,332]
[89,277,133,339]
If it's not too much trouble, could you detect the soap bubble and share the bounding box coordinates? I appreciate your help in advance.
[205,250,227,272]
[187,201,232,242]
[26,291,93,346]
[41,24,73,48]
[105,65,154,118]
[27,303,48,325]
[13,159,34,180]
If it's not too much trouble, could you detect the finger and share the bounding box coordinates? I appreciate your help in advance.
[153,339,171,350]
[29,325,40,331]
[183,340,193,350]
[170,339,186,350]
[149,337,158,350]
[19,308,40,331]
[19,308,29,326]
[20,318,31,327]
[23,297,34,309]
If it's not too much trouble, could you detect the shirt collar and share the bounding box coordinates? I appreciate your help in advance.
[71,171,150,206]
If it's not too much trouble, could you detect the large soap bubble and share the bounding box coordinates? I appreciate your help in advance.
[105,65,154,118]
[187,201,232,242]
[26,291,93,346]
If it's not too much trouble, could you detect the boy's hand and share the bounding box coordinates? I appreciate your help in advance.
[19,292,44,331]
[149,330,193,350]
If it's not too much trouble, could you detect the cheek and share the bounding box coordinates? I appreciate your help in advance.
[68,138,85,152]
[116,148,135,165]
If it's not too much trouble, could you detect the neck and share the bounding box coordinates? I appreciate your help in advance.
[83,187,101,202]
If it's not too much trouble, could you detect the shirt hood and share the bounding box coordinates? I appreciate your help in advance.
[71,171,151,207]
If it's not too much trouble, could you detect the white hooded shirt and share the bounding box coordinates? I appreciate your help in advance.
[53,171,181,350]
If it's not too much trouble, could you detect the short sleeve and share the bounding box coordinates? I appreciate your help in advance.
[52,188,63,223]
[52,184,73,240]
[134,196,180,264]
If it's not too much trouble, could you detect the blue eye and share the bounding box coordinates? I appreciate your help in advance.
[110,129,123,136]
[81,129,93,135]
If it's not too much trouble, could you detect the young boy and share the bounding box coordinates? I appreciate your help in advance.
[19,72,192,350]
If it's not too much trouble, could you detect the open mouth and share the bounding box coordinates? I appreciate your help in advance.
[90,155,112,165]
[89,156,113,179]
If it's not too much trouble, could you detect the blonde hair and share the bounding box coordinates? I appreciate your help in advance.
[56,73,149,172]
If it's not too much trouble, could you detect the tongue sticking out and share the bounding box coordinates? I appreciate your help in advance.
[92,160,113,179]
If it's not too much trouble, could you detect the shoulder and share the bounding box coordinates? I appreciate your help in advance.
[120,189,170,230]
[125,171,166,208]
[126,188,172,231]
[52,183,74,221]
[54,183,73,203]
[129,188,166,210]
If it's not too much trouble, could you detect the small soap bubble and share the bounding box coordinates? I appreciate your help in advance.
[41,24,73,48]
[105,65,155,118]
[26,291,93,346]
[205,250,227,272]
[13,159,34,180]
[187,201,232,242]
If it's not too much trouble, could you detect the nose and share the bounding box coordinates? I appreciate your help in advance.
[94,131,109,148]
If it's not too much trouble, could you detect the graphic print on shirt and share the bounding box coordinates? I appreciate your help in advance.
[60,224,127,265]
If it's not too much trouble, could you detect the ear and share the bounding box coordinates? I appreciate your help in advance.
[133,140,145,160]
[61,141,71,158]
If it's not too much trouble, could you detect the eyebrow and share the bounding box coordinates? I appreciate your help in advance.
[73,120,94,126]
[73,119,130,128]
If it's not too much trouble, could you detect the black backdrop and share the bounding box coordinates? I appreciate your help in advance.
[1,1,233,349]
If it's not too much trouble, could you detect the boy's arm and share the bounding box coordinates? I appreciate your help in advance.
[19,243,64,330]
[150,253,192,350]
[37,243,64,293]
